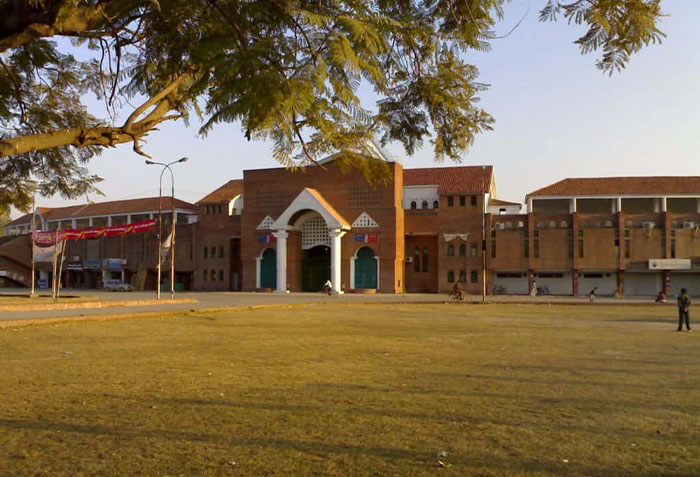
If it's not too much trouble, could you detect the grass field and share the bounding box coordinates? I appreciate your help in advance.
[0,294,97,306]
[0,303,698,476]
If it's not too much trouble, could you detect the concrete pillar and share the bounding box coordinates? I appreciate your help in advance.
[71,218,77,229]
[88,217,94,227]
[617,270,624,297]
[127,214,132,224]
[569,198,577,214]
[107,216,112,226]
[616,197,622,213]
[663,270,671,296]
[660,197,667,213]
[255,257,262,289]
[272,230,288,292]
[329,229,346,294]
[572,270,579,296]
[527,198,533,213]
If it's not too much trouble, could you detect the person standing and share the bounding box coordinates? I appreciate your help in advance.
[677,288,691,332]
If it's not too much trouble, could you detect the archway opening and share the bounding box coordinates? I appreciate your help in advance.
[260,248,277,289]
[302,245,330,292]
[354,246,377,289]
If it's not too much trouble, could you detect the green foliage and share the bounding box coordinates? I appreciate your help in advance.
[0,0,667,212]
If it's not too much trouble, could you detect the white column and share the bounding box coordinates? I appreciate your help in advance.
[255,257,262,289]
[272,230,288,292]
[527,198,533,214]
[569,198,577,214]
[107,216,112,226]
[616,197,623,213]
[660,197,667,212]
[329,229,346,294]
[127,214,132,224]
[71,218,77,229]
[88,217,94,227]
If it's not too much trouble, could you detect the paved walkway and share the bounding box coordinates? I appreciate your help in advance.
[0,288,667,323]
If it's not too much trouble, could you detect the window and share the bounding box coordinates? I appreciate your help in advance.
[210,246,216,259]
[421,200,428,209]
[470,271,478,283]
[203,269,208,281]
[624,229,630,259]
[578,230,584,259]
[447,196,454,207]
[447,245,454,257]
[471,195,477,206]
[204,247,208,259]
[671,239,676,258]
[219,246,224,258]
[413,247,420,272]
[470,244,477,257]
[211,269,216,281]
[219,269,224,281]
[524,235,529,258]
[459,195,466,206]
[459,270,466,283]
[433,200,439,209]
[422,247,429,272]
[447,270,455,283]
[534,230,540,259]
[459,244,466,257]
[410,201,417,209]
[217,204,223,215]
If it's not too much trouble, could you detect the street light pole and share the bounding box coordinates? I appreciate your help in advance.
[146,157,188,299]
[482,166,487,303]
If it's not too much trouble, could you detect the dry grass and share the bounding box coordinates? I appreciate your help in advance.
[0,294,97,306]
[0,303,698,476]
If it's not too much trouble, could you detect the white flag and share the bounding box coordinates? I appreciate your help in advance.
[160,231,173,261]
[33,242,63,263]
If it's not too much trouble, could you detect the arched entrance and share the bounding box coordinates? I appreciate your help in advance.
[260,248,276,289]
[354,247,378,289]
[302,245,331,291]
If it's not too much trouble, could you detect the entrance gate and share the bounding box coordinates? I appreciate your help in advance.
[260,248,276,289]
[302,245,330,292]
[354,247,377,289]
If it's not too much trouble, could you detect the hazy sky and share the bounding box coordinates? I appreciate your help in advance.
[17,0,700,216]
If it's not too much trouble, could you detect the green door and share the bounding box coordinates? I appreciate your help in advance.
[260,248,276,288]
[302,245,330,292]
[355,247,377,289]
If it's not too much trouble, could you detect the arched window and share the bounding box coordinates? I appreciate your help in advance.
[549,221,556,228]
[505,221,513,229]
[433,200,439,209]
[410,201,417,209]
[413,247,420,272]
[447,245,455,257]
[560,220,568,228]
[421,200,428,209]
[517,221,524,228]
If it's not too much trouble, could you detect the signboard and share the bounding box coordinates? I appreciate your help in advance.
[37,279,49,289]
[648,259,691,270]
[65,262,83,271]
[84,259,101,270]
[102,258,123,270]
[257,234,277,244]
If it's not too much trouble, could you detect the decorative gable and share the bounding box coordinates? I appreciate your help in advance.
[352,212,379,229]
[257,215,275,230]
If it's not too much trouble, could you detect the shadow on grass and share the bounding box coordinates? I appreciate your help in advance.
[0,417,666,476]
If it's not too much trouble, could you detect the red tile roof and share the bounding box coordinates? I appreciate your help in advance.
[527,177,700,198]
[198,180,244,204]
[489,198,521,207]
[5,197,196,227]
[403,166,493,194]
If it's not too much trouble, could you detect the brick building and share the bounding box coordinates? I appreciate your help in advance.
[3,163,699,297]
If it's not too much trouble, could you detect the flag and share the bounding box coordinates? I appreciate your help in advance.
[33,242,63,263]
[257,234,276,243]
[354,233,378,243]
[160,230,173,260]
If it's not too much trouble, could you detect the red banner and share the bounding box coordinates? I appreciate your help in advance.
[32,219,156,244]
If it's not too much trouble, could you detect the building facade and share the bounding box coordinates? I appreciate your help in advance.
[3,166,699,296]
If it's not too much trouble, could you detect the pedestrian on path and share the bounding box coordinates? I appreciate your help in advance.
[589,286,598,302]
[677,288,691,332]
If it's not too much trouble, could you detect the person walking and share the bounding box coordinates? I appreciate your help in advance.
[677,288,691,332]
[589,286,598,302]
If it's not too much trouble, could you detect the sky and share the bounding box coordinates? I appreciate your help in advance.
[14,0,700,217]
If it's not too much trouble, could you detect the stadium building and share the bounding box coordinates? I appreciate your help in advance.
[2,158,699,296]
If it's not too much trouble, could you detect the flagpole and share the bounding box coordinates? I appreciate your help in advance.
[30,196,36,298]
[56,234,66,299]
[52,227,59,301]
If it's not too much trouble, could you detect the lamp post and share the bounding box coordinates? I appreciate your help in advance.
[146,157,188,299]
